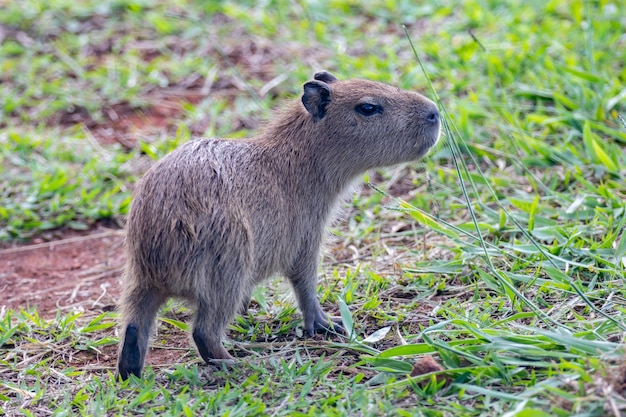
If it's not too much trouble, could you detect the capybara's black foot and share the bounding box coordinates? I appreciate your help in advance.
[306,311,345,337]
[313,316,344,335]
[192,328,234,364]
[118,324,143,380]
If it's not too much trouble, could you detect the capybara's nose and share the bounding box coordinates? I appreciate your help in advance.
[426,109,439,124]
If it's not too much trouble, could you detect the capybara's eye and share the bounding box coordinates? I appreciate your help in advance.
[355,103,382,116]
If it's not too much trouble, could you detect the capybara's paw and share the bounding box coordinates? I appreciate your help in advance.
[192,328,234,364]
[308,316,344,336]
[118,324,143,380]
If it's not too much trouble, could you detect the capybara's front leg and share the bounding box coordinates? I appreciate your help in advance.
[288,260,343,336]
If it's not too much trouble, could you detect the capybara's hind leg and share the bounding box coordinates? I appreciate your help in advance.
[192,297,236,363]
[238,288,253,316]
[117,287,166,379]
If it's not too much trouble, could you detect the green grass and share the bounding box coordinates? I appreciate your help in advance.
[1,0,626,415]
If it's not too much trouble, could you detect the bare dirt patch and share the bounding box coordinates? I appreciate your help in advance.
[0,226,125,315]
[0,226,204,370]
[59,93,197,148]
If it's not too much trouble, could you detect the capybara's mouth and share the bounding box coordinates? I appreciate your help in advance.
[415,126,440,154]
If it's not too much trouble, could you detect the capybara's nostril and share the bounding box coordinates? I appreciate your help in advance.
[426,110,439,123]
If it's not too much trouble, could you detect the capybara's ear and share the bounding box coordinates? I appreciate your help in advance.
[313,71,338,84]
[302,80,333,121]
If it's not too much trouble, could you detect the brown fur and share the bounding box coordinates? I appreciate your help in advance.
[117,71,440,379]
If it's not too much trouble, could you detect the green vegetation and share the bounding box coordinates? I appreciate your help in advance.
[1,0,625,415]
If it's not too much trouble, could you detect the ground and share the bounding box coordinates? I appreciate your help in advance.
[2,2,625,415]
[1,227,124,314]
[0,94,203,371]
[0,89,179,314]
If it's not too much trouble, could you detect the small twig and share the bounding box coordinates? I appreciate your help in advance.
[82,125,112,160]
[7,267,122,306]
[259,72,289,97]
[270,395,291,417]
[0,230,124,255]
[90,283,110,308]
[468,29,487,51]
[212,44,267,113]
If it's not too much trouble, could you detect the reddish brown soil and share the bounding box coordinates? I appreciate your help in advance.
[1,226,125,314]
[58,92,202,148]
[0,225,204,369]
